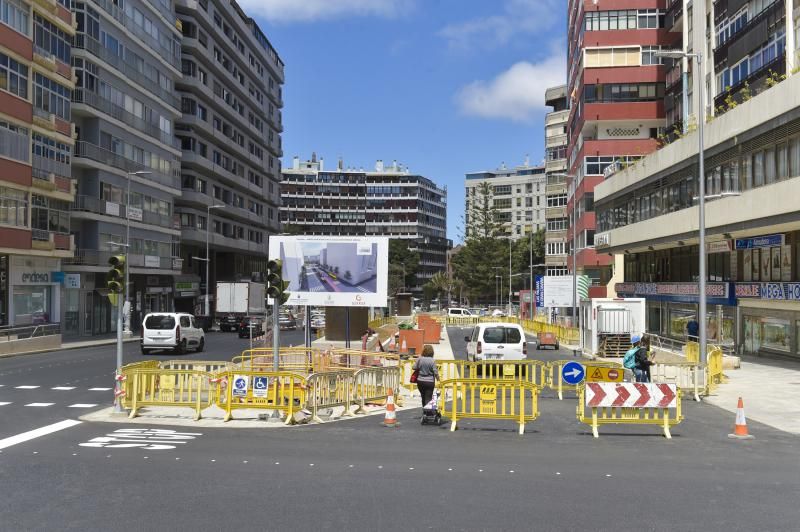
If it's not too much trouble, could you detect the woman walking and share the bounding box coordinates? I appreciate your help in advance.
[413,344,438,410]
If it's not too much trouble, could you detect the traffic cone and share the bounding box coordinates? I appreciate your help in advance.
[728,397,755,439]
[383,388,398,427]
[401,339,407,354]
[388,336,396,352]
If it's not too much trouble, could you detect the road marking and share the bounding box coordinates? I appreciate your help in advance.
[52,387,76,391]
[15,385,39,389]
[0,419,82,450]
[79,428,202,450]
[88,388,112,391]
[25,403,55,407]
[0,402,11,406]
[68,404,98,408]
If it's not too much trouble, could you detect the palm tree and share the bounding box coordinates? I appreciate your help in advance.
[426,271,452,307]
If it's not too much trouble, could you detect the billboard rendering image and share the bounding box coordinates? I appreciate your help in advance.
[268,236,389,307]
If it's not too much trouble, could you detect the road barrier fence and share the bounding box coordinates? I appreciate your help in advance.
[440,378,540,435]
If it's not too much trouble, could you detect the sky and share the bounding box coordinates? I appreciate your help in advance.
[240,0,568,243]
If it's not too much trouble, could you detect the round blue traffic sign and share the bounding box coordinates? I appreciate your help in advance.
[561,361,585,385]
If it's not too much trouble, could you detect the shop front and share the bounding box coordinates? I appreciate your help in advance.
[173,274,201,315]
[60,272,119,338]
[736,283,800,360]
[8,256,62,327]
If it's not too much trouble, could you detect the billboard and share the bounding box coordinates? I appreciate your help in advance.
[543,276,574,308]
[268,236,389,307]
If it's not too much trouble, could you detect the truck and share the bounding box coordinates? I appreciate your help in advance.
[582,298,646,358]
[216,282,266,332]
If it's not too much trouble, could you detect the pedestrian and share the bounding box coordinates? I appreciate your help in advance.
[687,318,699,342]
[412,344,438,411]
[635,335,654,383]
[622,334,642,381]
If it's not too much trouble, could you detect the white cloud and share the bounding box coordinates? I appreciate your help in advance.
[455,50,566,123]
[439,0,561,51]
[239,0,413,23]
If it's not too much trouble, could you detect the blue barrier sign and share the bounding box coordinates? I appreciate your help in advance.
[561,361,585,385]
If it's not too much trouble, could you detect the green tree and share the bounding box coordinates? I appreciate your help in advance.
[464,182,503,240]
[425,271,452,306]
[388,239,419,294]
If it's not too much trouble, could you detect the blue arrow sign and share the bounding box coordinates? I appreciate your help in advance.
[561,361,585,385]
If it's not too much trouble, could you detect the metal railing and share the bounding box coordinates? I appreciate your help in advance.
[74,141,180,191]
[0,126,30,163]
[32,154,70,180]
[0,323,61,341]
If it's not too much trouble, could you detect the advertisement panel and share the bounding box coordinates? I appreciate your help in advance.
[268,236,389,307]
[543,276,574,307]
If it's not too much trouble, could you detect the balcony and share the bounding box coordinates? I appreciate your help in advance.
[666,0,683,32]
[31,0,57,14]
[73,141,180,191]
[65,249,182,270]
[713,1,784,66]
[31,230,73,254]
[72,195,178,231]
[32,45,57,70]
[33,108,56,131]
[546,206,567,219]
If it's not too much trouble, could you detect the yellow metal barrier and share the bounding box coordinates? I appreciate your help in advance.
[576,383,684,438]
[352,367,402,412]
[215,370,306,424]
[650,362,705,402]
[123,368,214,420]
[440,378,540,435]
[706,346,724,393]
[466,360,547,389]
[305,370,355,423]
[547,360,623,400]
[160,360,232,373]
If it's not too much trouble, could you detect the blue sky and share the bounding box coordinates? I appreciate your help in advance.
[241,0,567,243]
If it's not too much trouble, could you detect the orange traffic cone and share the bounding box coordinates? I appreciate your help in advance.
[728,397,755,439]
[383,388,398,427]
[400,339,407,354]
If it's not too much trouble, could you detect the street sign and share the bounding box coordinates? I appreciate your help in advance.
[232,375,248,398]
[561,361,585,385]
[585,382,677,408]
[502,364,516,377]
[479,384,497,414]
[252,376,269,398]
[586,366,623,382]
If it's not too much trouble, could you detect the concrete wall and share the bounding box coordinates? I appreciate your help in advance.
[0,334,61,356]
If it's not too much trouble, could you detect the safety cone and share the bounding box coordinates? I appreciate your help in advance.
[728,397,755,439]
[388,336,396,352]
[383,388,399,427]
[400,339,407,354]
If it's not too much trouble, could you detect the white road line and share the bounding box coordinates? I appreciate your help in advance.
[25,403,55,407]
[0,419,82,450]
[15,386,40,389]
[0,402,11,406]
[68,404,98,408]
[88,388,112,391]
[52,387,76,391]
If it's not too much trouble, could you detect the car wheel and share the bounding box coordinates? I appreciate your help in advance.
[197,338,204,353]
[555,343,559,350]
[140,346,147,355]
[175,340,186,355]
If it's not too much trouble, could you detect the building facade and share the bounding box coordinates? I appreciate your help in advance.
[464,160,547,241]
[175,0,283,315]
[0,0,75,328]
[545,85,570,276]
[281,155,449,293]
[63,0,183,336]
[566,0,676,290]
[595,66,800,360]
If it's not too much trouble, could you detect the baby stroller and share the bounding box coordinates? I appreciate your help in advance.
[421,389,443,425]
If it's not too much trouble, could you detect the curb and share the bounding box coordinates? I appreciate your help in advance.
[0,337,140,359]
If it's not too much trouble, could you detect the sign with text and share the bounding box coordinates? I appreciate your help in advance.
[735,283,800,301]
[615,282,728,298]
[735,234,784,250]
[585,366,623,383]
[479,385,497,414]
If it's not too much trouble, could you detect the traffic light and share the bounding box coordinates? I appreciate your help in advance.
[107,255,125,294]
[266,259,290,305]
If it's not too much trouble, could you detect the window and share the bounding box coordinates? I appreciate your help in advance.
[547,194,567,207]
[584,82,664,103]
[0,52,28,99]
[493,185,512,195]
[33,73,71,120]
[585,47,640,68]
[34,14,71,64]
[641,46,662,65]
[637,9,664,29]
[31,195,69,234]
[0,120,29,162]
[0,0,29,35]
[547,242,566,255]
[0,186,27,227]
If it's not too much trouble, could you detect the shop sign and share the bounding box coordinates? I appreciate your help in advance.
[706,240,732,254]
[50,271,65,283]
[735,234,784,250]
[735,283,800,300]
[64,274,81,289]
[175,281,199,291]
[144,256,161,268]
[127,207,143,222]
[106,201,120,217]
[594,232,610,248]
[615,282,728,298]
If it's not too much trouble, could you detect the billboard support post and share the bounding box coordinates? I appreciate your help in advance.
[272,299,279,372]
[345,307,351,349]
[304,305,311,348]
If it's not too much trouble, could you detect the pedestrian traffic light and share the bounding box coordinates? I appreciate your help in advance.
[266,259,290,305]
[107,255,125,294]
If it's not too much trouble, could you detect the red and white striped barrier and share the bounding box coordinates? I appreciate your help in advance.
[586,382,677,409]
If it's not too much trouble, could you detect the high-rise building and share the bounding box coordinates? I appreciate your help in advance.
[175,0,283,315]
[464,160,546,241]
[65,0,183,336]
[545,85,570,277]
[566,1,675,292]
[0,0,75,329]
[281,155,449,293]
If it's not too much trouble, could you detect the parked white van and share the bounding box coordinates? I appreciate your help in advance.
[447,308,473,317]
[465,323,527,361]
[141,313,205,355]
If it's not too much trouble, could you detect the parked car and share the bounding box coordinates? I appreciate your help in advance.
[465,323,527,362]
[141,313,204,355]
[238,317,265,338]
[536,332,559,350]
[219,314,241,333]
[279,313,297,330]
[447,308,473,317]
[310,316,326,331]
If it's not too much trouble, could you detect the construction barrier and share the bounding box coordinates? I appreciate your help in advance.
[160,360,233,373]
[546,360,624,400]
[305,370,355,423]
[707,346,725,393]
[352,367,402,412]
[123,367,215,421]
[650,362,705,402]
[214,370,307,424]
[466,360,547,389]
[577,382,683,438]
[440,378,540,435]
[444,316,579,345]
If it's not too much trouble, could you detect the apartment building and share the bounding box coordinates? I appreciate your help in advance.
[594,1,800,360]
[281,155,449,293]
[62,0,183,336]
[175,0,283,315]
[464,160,546,241]
[545,85,570,277]
[0,0,75,328]
[566,1,676,290]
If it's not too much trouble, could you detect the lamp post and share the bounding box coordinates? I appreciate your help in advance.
[199,204,225,318]
[124,170,151,334]
[657,49,707,365]
[508,236,513,317]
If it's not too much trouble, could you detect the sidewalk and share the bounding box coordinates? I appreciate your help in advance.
[0,334,139,359]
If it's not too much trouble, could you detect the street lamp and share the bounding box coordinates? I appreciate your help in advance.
[508,236,513,317]
[124,170,151,334]
[193,204,225,318]
[657,49,708,365]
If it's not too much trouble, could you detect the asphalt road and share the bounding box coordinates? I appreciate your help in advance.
[0,327,798,531]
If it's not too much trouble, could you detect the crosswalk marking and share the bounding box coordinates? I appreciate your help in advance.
[25,403,55,407]
[52,387,76,391]
[15,385,40,389]
[68,404,98,408]
[88,388,112,391]
[0,402,11,406]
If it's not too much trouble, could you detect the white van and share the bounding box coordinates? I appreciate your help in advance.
[466,323,527,362]
[447,308,473,317]
[141,313,205,355]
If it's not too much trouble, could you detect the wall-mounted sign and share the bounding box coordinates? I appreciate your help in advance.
[594,232,610,248]
[106,201,120,217]
[50,271,65,283]
[735,234,784,250]
[64,273,81,289]
[735,283,800,301]
[615,282,729,298]
[706,240,732,254]
[144,255,161,268]
[127,207,143,222]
